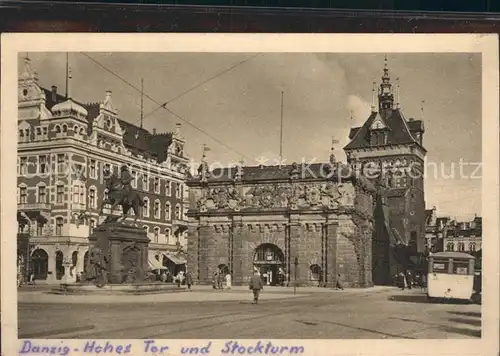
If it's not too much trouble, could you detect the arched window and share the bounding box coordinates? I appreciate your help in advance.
[154,227,160,243]
[62,124,68,134]
[90,219,96,235]
[143,225,149,233]
[165,228,171,244]
[165,202,171,221]
[31,249,48,280]
[458,242,465,252]
[79,127,85,135]
[175,204,181,220]
[73,125,78,133]
[55,125,61,133]
[143,197,150,217]
[154,200,161,219]
[469,242,476,252]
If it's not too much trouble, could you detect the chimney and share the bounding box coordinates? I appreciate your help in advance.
[174,123,181,136]
[51,85,57,101]
[152,128,157,135]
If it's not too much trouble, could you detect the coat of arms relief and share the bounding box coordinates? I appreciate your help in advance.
[195,181,355,212]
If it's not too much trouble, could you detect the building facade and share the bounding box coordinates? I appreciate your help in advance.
[343,58,427,285]
[17,57,189,284]
[443,216,482,254]
[424,207,449,253]
[186,160,377,288]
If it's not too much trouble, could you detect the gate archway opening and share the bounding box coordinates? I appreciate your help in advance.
[253,243,285,286]
[31,249,48,280]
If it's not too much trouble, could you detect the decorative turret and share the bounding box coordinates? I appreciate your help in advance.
[378,56,394,115]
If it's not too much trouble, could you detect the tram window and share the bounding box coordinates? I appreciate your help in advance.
[432,260,449,273]
[453,261,469,275]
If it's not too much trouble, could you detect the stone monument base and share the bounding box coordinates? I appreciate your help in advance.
[52,282,186,295]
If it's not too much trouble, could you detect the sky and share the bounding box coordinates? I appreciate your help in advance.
[19,52,482,221]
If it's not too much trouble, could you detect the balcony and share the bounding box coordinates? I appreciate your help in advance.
[18,203,52,211]
[172,219,188,228]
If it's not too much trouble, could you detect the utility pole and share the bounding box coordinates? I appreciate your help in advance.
[140,78,144,129]
[279,91,284,164]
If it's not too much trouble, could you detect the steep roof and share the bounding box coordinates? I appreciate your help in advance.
[344,109,422,150]
[188,162,373,187]
[41,87,173,163]
[82,102,172,162]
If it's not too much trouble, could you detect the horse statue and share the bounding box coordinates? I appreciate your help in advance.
[98,166,145,224]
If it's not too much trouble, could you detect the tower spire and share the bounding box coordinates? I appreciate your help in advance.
[378,55,394,112]
[395,77,400,109]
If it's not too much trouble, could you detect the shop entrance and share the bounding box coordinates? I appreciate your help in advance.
[253,243,285,286]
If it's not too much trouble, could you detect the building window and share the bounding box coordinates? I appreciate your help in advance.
[80,185,85,204]
[103,189,109,201]
[90,219,96,235]
[458,242,465,252]
[57,154,65,173]
[19,187,27,204]
[143,225,149,233]
[37,155,47,174]
[89,188,96,209]
[36,222,43,236]
[143,174,149,191]
[73,186,80,204]
[165,202,171,221]
[143,198,150,217]
[55,217,64,236]
[154,200,160,219]
[165,181,171,196]
[175,204,181,220]
[165,228,171,243]
[37,186,46,203]
[175,183,181,199]
[469,242,476,252]
[446,242,454,251]
[154,227,160,242]
[154,177,160,194]
[89,159,96,179]
[56,185,64,203]
[131,171,137,188]
[19,157,28,175]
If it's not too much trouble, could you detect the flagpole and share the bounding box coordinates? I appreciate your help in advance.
[279,91,284,163]
[65,53,69,98]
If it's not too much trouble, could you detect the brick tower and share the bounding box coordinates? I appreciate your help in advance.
[344,57,427,285]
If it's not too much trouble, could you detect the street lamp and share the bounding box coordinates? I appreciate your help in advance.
[294,257,298,295]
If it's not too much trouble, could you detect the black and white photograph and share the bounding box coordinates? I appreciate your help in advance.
[1,34,498,355]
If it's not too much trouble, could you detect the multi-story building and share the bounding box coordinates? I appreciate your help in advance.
[344,58,427,285]
[424,207,450,253]
[443,216,482,254]
[16,57,189,284]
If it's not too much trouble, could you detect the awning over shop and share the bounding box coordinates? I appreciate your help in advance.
[164,254,186,265]
[148,258,164,270]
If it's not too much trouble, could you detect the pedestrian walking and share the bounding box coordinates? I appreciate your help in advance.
[225,273,232,289]
[397,272,406,290]
[186,271,193,291]
[249,270,264,304]
[406,271,413,289]
[212,271,218,289]
[335,273,344,290]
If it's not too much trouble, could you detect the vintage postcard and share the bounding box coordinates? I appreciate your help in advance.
[1,33,499,356]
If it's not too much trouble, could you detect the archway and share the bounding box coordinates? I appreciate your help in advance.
[309,264,322,284]
[31,249,48,280]
[83,251,89,274]
[253,243,285,286]
[71,251,78,277]
[55,251,64,280]
[218,264,229,275]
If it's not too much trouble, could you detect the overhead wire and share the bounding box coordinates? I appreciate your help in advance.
[80,52,258,161]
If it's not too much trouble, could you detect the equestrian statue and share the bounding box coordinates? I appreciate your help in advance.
[98,164,145,224]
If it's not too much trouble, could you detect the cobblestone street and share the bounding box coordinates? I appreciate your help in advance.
[18,286,481,339]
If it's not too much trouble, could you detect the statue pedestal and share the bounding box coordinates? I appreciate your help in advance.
[88,222,150,284]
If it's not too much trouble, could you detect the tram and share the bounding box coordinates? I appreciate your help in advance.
[427,251,475,302]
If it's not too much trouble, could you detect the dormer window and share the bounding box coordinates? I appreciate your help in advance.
[106,119,112,129]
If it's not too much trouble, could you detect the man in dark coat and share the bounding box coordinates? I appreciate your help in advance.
[249,271,264,304]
